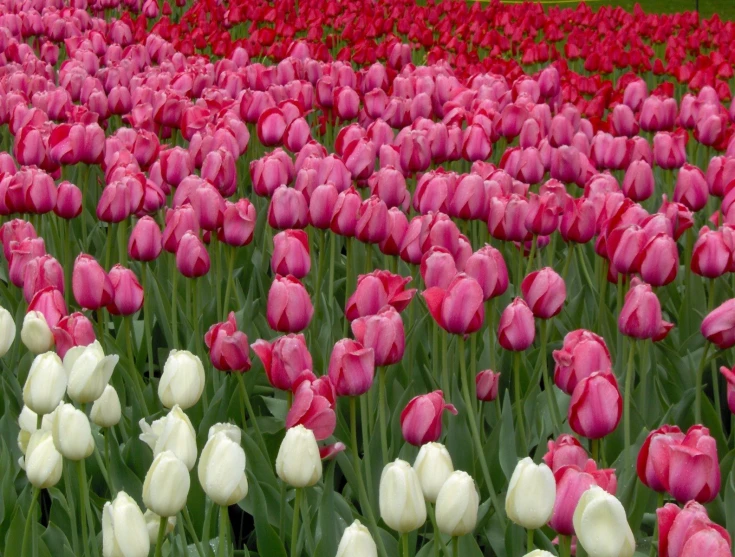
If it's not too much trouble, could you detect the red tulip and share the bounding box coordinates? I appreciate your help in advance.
[52,312,95,360]
[521,267,567,319]
[423,273,484,335]
[72,254,113,311]
[251,334,312,391]
[543,435,588,473]
[345,270,415,321]
[204,312,251,372]
[267,275,313,333]
[553,330,612,395]
[568,369,622,439]
[400,390,457,446]
[497,298,536,351]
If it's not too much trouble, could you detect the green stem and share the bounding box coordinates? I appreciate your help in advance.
[201,499,213,555]
[695,342,712,424]
[513,351,527,451]
[142,264,154,383]
[215,238,222,320]
[591,438,600,463]
[172,267,179,347]
[117,219,127,265]
[441,332,449,398]
[360,395,374,508]
[616,274,625,367]
[527,529,534,552]
[223,246,236,316]
[427,504,450,557]
[290,489,302,557]
[624,340,636,469]
[64,462,81,555]
[343,237,353,338]
[525,235,537,277]
[125,317,149,416]
[402,533,410,557]
[77,460,91,557]
[540,320,561,433]
[219,505,230,557]
[97,308,105,349]
[328,232,336,313]
[561,243,574,279]
[559,535,572,557]
[649,492,665,557]
[21,487,40,557]
[182,507,205,557]
[105,222,113,270]
[379,367,389,465]
[236,373,267,457]
[451,537,458,557]
[154,516,167,557]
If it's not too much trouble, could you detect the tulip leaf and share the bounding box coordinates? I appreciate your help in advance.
[498,391,517,480]
[246,470,288,557]
[314,462,338,557]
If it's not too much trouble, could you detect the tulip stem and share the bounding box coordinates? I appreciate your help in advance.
[219,505,230,557]
[290,489,302,557]
[525,235,537,277]
[142,263,154,383]
[96,308,105,349]
[441,332,449,398]
[77,460,91,557]
[21,487,39,557]
[458,337,504,525]
[559,535,572,557]
[328,232,336,316]
[360,395,375,507]
[402,533,410,557]
[379,367,389,464]
[125,316,150,416]
[648,491,665,557]
[223,246,236,316]
[623,340,636,469]
[172,267,179,347]
[182,507,205,557]
[154,516,167,557]
[64,462,81,555]
[561,243,574,281]
[236,373,267,456]
[427,504,450,557]
[591,438,600,463]
[513,351,527,451]
[451,536,458,557]
[343,237,353,338]
[539,320,561,434]
[695,342,712,424]
[527,529,534,552]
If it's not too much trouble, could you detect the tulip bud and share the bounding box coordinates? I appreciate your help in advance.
[128,216,162,262]
[523,552,555,557]
[521,268,567,319]
[336,520,377,557]
[142,450,191,517]
[553,330,612,395]
[271,229,310,278]
[158,350,206,410]
[328,339,375,396]
[21,310,54,354]
[50,402,94,460]
[720,366,735,415]
[143,511,176,546]
[176,232,210,278]
[573,487,635,557]
[0,305,16,357]
[23,430,63,488]
[658,502,732,557]
[23,351,67,415]
[498,298,536,351]
[400,390,457,446]
[139,405,198,471]
[476,370,500,402]
[412,442,454,503]
[568,370,622,439]
[72,254,114,310]
[351,306,405,367]
[691,227,731,278]
[435,471,479,536]
[251,334,313,391]
[91,385,121,428]
[275,424,322,488]
[285,376,336,440]
[267,275,313,333]
[102,492,150,557]
[543,435,588,473]
[423,274,485,335]
[219,199,257,247]
[107,265,144,315]
[618,279,673,341]
[379,459,427,533]
[506,457,556,529]
[198,426,248,506]
[64,340,118,404]
[204,312,251,373]
[674,163,708,212]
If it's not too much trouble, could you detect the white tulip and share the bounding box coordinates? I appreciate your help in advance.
[23,351,67,415]
[17,405,39,455]
[379,459,426,534]
[91,385,122,428]
[413,442,454,503]
[143,510,176,546]
[65,341,118,403]
[208,423,241,442]
[158,350,205,409]
[275,425,322,488]
[573,486,635,557]
[0,305,16,357]
[50,402,95,461]
[505,457,556,530]
[102,491,150,557]
[142,451,191,517]
[20,311,53,354]
[139,405,198,471]
[336,520,377,557]
[435,470,479,536]
[523,551,555,557]
[23,430,63,488]
[198,429,248,506]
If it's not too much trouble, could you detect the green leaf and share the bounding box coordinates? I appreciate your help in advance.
[246,471,287,557]
[313,462,338,557]
[498,391,517,480]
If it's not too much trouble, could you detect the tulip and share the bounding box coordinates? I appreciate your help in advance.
[400,390,457,446]
[285,375,336,440]
[159,147,192,187]
[204,312,251,373]
[272,229,310,278]
[251,150,294,197]
[423,274,485,335]
[356,196,389,244]
[506,457,556,529]
[107,265,144,316]
[251,334,312,391]
[658,502,732,557]
[692,227,731,278]
[9,238,47,288]
[653,130,687,170]
[523,552,555,557]
[346,271,415,321]
[102,492,150,557]
[674,164,709,212]
[568,370,622,439]
[21,311,54,354]
[23,430,63,489]
[0,305,16,357]
[618,279,673,341]
[560,197,596,244]
[368,166,409,210]
[52,312,95,360]
[543,435,589,473]
[143,512,176,547]
[622,160,654,202]
[420,247,457,290]
[573,487,635,557]
[330,186,362,237]
[267,275,313,333]
[91,385,121,428]
[176,232,210,278]
[464,246,509,301]
[22,255,64,304]
[257,107,287,146]
[488,195,531,242]
[498,298,536,351]
[351,306,405,367]
[128,217,162,262]
[706,156,735,197]
[638,233,679,287]
[328,339,374,396]
[413,442,454,503]
[553,330,612,395]
[267,186,309,230]
[379,459,427,533]
[606,224,648,275]
[521,268,567,319]
[49,402,94,460]
[309,184,339,229]
[720,365,735,414]
[72,254,113,310]
[139,405,198,471]
[474,369,500,401]
[276,424,322,488]
[64,340,119,404]
[143,451,191,517]
[702,298,735,349]
[336,521,377,557]
[23,352,67,416]
[198,426,248,506]
[435,471,479,536]
[27,287,67,330]
[158,350,206,410]
[219,199,257,247]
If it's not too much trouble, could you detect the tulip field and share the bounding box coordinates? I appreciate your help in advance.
[5,0,735,555]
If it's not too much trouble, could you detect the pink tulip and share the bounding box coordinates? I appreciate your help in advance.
[343,138,376,180]
[658,194,694,240]
[497,298,536,351]
[267,275,313,333]
[488,194,531,242]
[720,365,735,414]
[330,186,362,237]
[28,287,67,329]
[204,312,251,372]
[286,377,336,441]
[476,370,500,402]
[658,502,732,557]
[308,183,339,230]
[674,163,709,212]
[543,435,588,473]
[1,219,36,261]
[550,146,581,184]
[461,123,492,162]
[163,205,199,254]
[284,118,311,153]
[399,131,431,174]
[107,265,144,316]
[328,338,375,396]
[257,107,287,147]
[268,185,309,230]
[414,171,452,215]
[333,87,360,121]
[622,160,654,202]
[657,425,719,503]
[355,196,389,244]
[54,181,83,219]
[568,370,621,439]
[251,334,312,391]
[706,156,735,197]
[72,254,113,311]
[560,196,596,244]
[423,273,485,335]
[22,255,63,303]
[618,278,673,341]
[272,229,310,279]
[702,298,735,349]
[521,267,566,319]
[368,166,409,210]
[692,227,731,278]
[159,146,192,188]
[623,79,647,111]
[351,306,405,367]
[638,233,679,286]
[464,245,509,301]
[525,192,562,236]
[553,330,612,395]
[128,216,162,262]
[52,312,95,360]
[610,104,639,137]
[380,207,409,257]
[640,96,677,132]
[449,174,486,220]
[251,149,294,197]
[636,425,686,492]
[653,130,687,170]
[606,224,648,274]
[420,247,457,290]
[400,390,457,446]
[201,148,237,197]
[219,199,257,247]
[345,270,415,321]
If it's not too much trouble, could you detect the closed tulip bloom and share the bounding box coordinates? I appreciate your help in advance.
[380,208,409,257]
[21,311,54,354]
[50,402,94,460]
[346,271,415,321]
[0,305,15,357]
[344,138,377,180]
[674,164,708,212]
[251,334,312,391]
[64,340,118,404]
[521,268,566,319]
[27,287,67,331]
[72,254,113,310]
[505,457,556,529]
[204,312,250,373]
[54,181,82,219]
[158,350,206,410]
[561,196,596,244]
[336,521,377,557]
[435,471,479,536]
[351,306,405,367]
[524,552,555,557]
[658,502,732,557]
[220,199,257,247]
[160,147,192,187]
[52,312,95,360]
[102,492,150,557]
[568,370,622,439]
[285,376,336,440]
[706,156,735,197]
[328,339,375,397]
[423,274,484,335]
[476,370,500,402]
[143,451,191,517]
[309,183,340,229]
[658,425,720,503]
[618,279,673,341]
[143,511,176,545]
[464,245,509,300]
[368,166,409,210]
[543,435,589,473]
[356,196,389,244]
[276,424,322,488]
[23,430,62,489]
[413,442,454,503]
[551,146,582,184]
[128,217,162,262]
[488,194,531,242]
[257,107,287,147]
[610,104,639,138]
[553,330,612,395]
[720,366,735,414]
[91,385,122,428]
[139,405,198,471]
[525,192,562,236]
[498,298,536,351]
[176,232,210,278]
[272,229,310,278]
[267,275,313,333]
[420,247,457,290]
[23,352,66,415]
[653,130,687,170]
[622,160,654,202]
[636,425,685,492]
[692,227,731,278]
[702,298,735,349]
[268,186,309,230]
[400,390,457,446]
[9,238,47,288]
[22,255,64,304]
[107,265,144,316]
[638,233,679,287]
[330,186,362,237]
[573,487,635,557]
[379,459,427,533]
[198,427,248,506]
[606,224,648,275]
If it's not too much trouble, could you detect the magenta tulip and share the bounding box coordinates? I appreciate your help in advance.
[400,390,457,446]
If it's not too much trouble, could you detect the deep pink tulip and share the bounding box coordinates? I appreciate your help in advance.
[267,275,313,333]
[343,138,376,180]
[250,149,294,198]
[286,377,336,441]
[464,245,509,301]
[257,107,287,147]
[476,370,500,402]
[368,166,409,210]
[549,114,574,148]
[251,334,312,391]
[72,254,113,311]
[622,160,654,202]
[52,312,95,360]
[658,425,719,503]
[560,196,596,244]
[640,96,677,132]
[461,123,492,162]
[219,199,257,247]
[543,435,588,473]
[658,502,732,557]
[333,87,360,121]
[525,192,562,236]
[163,205,199,254]
[420,247,457,290]
[449,174,486,220]
[204,312,251,372]
[636,425,686,492]
[380,207,409,257]
[692,227,731,278]
[521,267,566,319]
[568,370,621,439]
[106,265,144,316]
[268,185,309,230]
[619,278,673,341]
[345,270,415,321]
[128,216,162,262]
[351,306,405,367]
[720,365,735,414]
[423,273,484,335]
[674,164,709,212]
[553,329,612,395]
[0,219,36,262]
[54,181,82,219]
[328,338,375,397]
[398,131,431,175]
[413,171,452,215]
[330,186,362,237]
[23,255,64,304]
[638,233,679,286]
[653,130,687,170]
[488,194,531,242]
[658,194,694,240]
[623,79,647,111]
[97,182,132,223]
[356,196,389,244]
[706,156,735,197]
[8,238,46,289]
[702,298,735,349]
[159,146,192,188]
[28,286,67,329]
[497,298,536,351]
[309,183,339,229]
[201,148,237,197]
[550,146,581,184]
[400,390,457,446]
[606,224,648,274]
[272,229,310,279]
[190,183,226,231]
[176,232,210,278]
[610,104,640,137]
[284,118,311,153]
